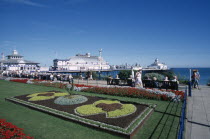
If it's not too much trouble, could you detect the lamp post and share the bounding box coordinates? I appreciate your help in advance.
[98,70,101,80]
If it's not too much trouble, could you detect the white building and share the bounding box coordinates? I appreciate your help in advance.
[0,50,39,72]
[147,58,168,70]
[53,49,110,71]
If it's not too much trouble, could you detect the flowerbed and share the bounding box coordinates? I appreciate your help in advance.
[30,79,45,83]
[27,80,94,91]
[169,90,185,99]
[54,95,88,105]
[27,80,184,101]
[81,87,184,101]
[32,82,68,89]
[26,91,69,101]
[10,79,29,84]
[74,84,94,88]
[7,78,184,101]
[75,100,137,118]
[6,92,155,137]
[0,119,33,139]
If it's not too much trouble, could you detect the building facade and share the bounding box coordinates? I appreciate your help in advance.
[53,50,110,71]
[147,58,168,70]
[0,50,39,72]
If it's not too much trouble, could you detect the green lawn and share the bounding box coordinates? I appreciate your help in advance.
[0,80,182,139]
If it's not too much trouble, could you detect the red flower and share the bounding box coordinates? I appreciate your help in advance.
[81,87,185,101]
[0,119,33,139]
[10,79,28,83]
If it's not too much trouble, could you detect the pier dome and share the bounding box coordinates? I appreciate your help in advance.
[147,58,168,70]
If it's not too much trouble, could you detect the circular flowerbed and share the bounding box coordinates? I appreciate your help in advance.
[75,100,137,118]
[54,95,88,105]
[27,91,69,101]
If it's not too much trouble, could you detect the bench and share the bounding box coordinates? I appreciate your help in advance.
[107,79,179,90]
[142,80,179,90]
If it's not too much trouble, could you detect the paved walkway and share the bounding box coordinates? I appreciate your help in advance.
[186,85,210,139]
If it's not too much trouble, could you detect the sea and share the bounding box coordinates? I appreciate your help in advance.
[171,68,210,85]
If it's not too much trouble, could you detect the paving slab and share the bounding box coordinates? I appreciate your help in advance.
[191,124,210,139]
[186,85,210,139]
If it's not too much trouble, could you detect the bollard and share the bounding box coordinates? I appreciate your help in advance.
[188,81,191,97]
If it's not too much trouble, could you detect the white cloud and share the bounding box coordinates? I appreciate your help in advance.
[2,0,45,7]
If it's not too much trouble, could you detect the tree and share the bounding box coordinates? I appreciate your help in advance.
[118,70,132,79]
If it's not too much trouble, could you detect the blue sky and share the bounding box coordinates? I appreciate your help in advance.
[0,0,209,67]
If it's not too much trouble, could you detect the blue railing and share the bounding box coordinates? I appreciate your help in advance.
[177,87,187,139]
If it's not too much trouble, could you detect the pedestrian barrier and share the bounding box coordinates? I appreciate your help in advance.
[177,87,187,139]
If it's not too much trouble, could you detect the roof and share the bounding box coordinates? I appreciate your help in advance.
[54,55,108,64]
[53,59,69,61]
[70,56,99,62]
[6,54,23,57]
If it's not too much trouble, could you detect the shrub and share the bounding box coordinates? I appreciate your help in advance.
[143,73,164,81]
[118,70,132,79]
[91,71,98,79]
[176,73,189,85]
[160,70,175,79]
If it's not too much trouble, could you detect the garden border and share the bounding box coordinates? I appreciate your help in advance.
[5,95,155,138]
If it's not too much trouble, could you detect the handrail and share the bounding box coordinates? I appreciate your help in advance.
[177,86,187,139]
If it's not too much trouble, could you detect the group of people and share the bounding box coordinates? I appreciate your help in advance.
[134,69,179,88]
[135,69,201,89]
[50,74,74,84]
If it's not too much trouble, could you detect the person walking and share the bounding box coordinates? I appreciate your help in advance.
[192,70,200,89]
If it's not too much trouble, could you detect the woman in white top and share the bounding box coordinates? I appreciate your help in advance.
[68,74,73,84]
[135,70,143,87]
[50,74,54,81]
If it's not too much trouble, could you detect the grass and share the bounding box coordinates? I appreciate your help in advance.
[0,80,183,139]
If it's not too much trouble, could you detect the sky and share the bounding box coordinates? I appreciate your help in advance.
[0,0,210,67]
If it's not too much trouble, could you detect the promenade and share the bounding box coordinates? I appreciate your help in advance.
[186,85,210,139]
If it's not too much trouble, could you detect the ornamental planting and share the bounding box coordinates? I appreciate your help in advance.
[75,100,136,118]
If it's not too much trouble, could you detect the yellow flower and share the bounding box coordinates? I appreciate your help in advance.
[27,91,69,101]
[75,100,136,118]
